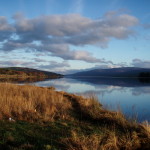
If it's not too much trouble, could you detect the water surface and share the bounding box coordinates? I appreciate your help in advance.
[30,77,150,122]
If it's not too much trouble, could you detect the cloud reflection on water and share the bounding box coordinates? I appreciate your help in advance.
[28,77,150,122]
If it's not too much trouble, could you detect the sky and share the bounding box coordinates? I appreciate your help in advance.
[0,0,150,74]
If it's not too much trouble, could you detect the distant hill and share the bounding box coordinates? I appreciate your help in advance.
[68,67,150,78]
[0,67,63,78]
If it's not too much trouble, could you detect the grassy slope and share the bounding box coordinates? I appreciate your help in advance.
[0,67,63,78]
[0,83,150,150]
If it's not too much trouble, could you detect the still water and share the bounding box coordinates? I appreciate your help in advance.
[31,77,150,122]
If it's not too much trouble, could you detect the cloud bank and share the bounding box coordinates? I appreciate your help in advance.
[132,59,150,68]
[0,12,138,64]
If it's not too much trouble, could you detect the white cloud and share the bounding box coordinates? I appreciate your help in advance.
[38,60,70,69]
[0,12,139,64]
[132,59,150,68]
[0,60,37,68]
[0,16,14,31]
[0,59,70,73]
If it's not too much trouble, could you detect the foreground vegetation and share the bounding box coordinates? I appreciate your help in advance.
[0,83,150,150]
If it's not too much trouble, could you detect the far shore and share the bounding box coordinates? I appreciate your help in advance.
[0,75,61,79]
[0,75,45,78]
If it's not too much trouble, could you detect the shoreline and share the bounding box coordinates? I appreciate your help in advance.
[0,83,150,149]
[0,75,58,78]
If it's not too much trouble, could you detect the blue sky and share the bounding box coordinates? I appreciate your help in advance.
[0,0,150,73]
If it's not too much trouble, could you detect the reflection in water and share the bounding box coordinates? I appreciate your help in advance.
[68,77,150,87]
[33,79,71,91]
[131,87,150,96]
[0,77,51,83]
[1,77,150,122]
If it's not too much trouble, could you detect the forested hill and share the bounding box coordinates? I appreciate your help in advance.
[0,67,63,78]
[69,67,150,78]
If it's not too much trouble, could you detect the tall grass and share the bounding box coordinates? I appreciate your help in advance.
[0,83,72,121]
[0,82,150,149]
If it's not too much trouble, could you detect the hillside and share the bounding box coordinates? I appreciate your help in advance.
[68,67,150,78]
[0,67,63,78]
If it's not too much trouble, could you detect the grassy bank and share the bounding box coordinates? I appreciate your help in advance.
[0,83,150,150]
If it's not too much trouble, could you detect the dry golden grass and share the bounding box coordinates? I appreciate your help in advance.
[0,82,150,149]
[0,82,72,121]
[63,129,150,150]
[0,82,130,126]
[141,121,150,134]
[62,130,101,150]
